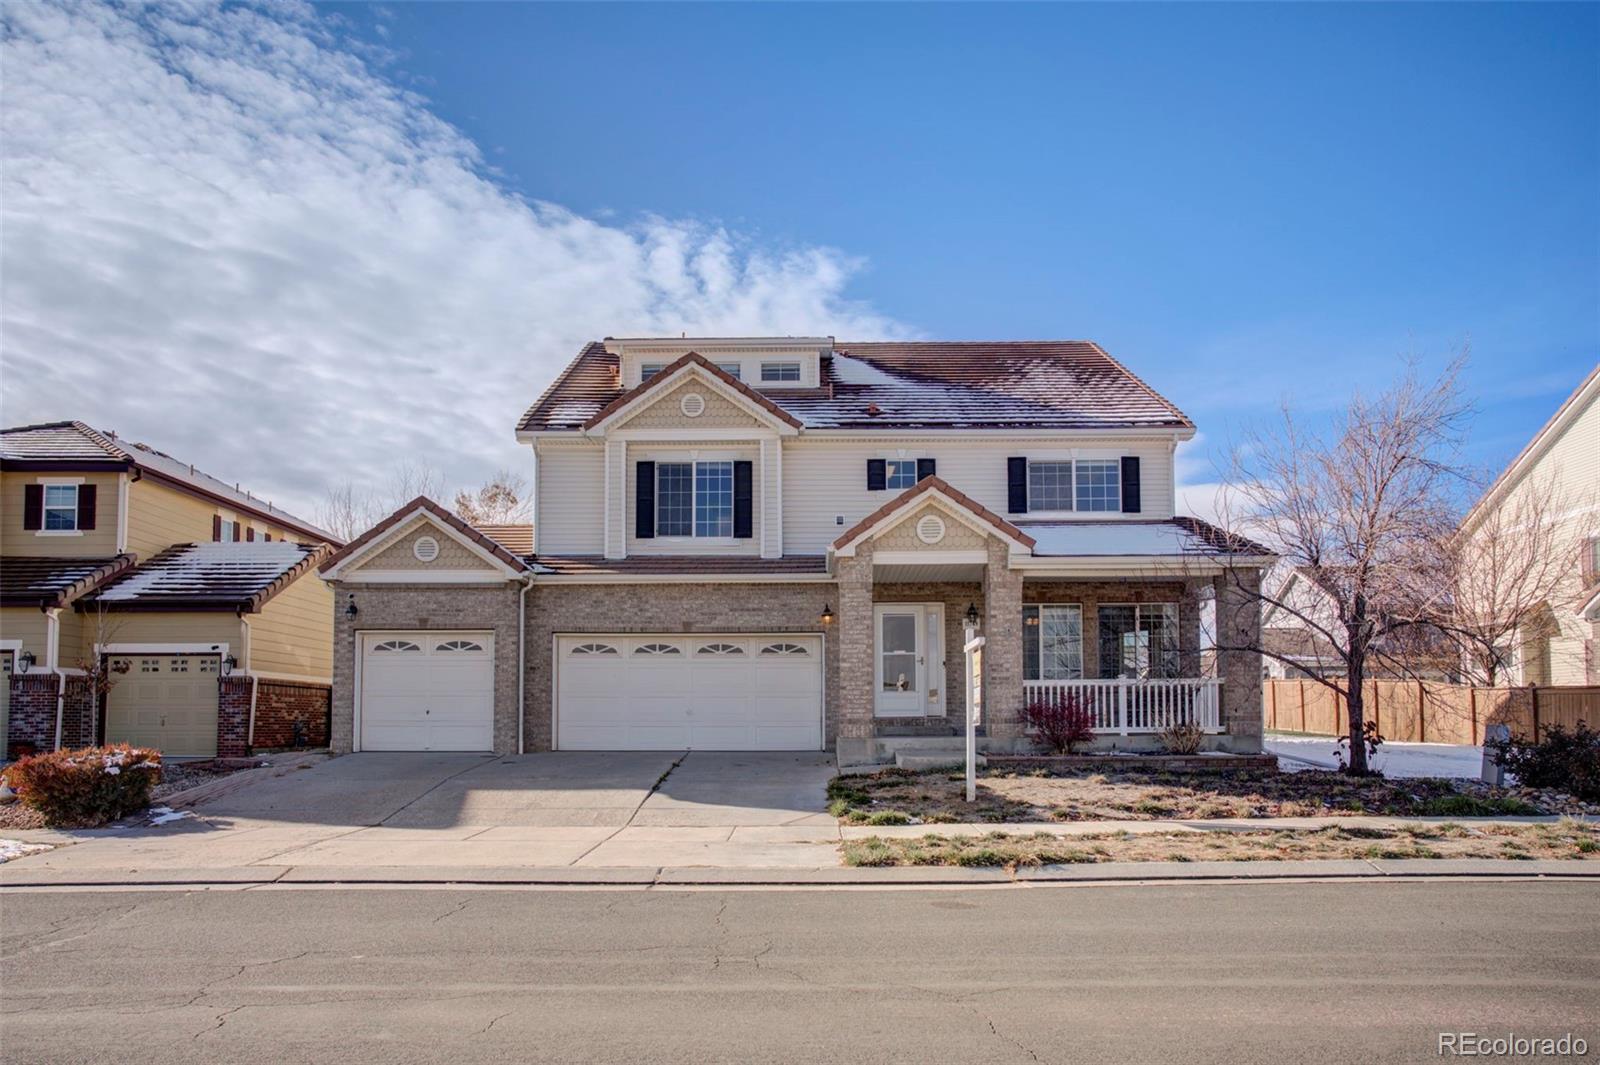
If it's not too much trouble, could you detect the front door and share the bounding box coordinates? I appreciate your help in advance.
[874,604,945,717]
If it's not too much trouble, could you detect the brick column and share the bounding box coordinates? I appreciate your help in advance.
[1213,566,1265,752]
[218,677,251,758]
[7,674,60,755]
[982,537,1025,746]
[835,546,876,764]
[58,676,96,749]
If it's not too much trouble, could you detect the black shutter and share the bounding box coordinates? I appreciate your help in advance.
[733,461,754,539]
[246,527,255,542]
[233,521,241,542]
[916,458,936,482]
[1120,456,1141,513]
[22,484,43,530]
[635,461,655,539]
[213,514,223,541]
[866,459,886,491]
[1007,457,1028,514]
[77,484,97,530]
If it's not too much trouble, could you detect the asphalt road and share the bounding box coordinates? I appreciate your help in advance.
[3,880,1597,1064]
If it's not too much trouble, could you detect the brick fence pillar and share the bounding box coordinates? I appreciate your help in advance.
[1214,566,1265,753]
[217,677,251,758]
[981,536,1025,744]
[835,546,876,764]
[7,674,60,755]
[58,676,96,749]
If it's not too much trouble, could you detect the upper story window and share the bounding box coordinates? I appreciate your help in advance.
[715,362,742,379]
[885,459,918,490]
[1584,536,1600,582]
[640,362,666,383]
[760,361,801,383]
[657,461,733,538]
[217,518,237,542]
[1027,459,1121,513]
[43,484,79,531]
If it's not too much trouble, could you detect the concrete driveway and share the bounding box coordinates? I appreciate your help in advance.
[1,750,843,877]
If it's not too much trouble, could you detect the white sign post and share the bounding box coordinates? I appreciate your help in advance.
[963,624,986,804]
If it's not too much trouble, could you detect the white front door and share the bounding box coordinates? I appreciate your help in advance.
[875,604,945,717]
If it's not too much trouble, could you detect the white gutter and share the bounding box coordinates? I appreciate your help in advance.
[517,575,534,755]
[44,608,64,750]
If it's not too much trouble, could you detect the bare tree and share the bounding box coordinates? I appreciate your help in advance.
[1211,356,1472,774]
[316,461,445,541]
[1446,481,1577,686]
[453,470,532,525]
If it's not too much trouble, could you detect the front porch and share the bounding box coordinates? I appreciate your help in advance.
[829,478,1268,765]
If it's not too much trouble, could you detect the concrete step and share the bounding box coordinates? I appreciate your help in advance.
[876,735,971,750]
[894,750,985,771]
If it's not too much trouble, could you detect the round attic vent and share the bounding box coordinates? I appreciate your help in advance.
[413,535,440,563]
[680,392,707,418]
[916,514,947,545]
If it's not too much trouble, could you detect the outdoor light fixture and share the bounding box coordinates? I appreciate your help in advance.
[964,603,980,628]
[820,605,835,626]
[221,655,237,676]
[345,593,358,619]
[16,651,34,675]
[1025,613,1040,627]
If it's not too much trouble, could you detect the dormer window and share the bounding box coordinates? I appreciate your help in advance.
[639,362,666,383]
[760,362,801,383]
[716,362,742,379]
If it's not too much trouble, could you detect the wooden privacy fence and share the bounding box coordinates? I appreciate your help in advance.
[1263,680,1600,745]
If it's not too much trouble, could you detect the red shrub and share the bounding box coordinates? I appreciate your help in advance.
[1020,697,1096,754]
[5,745,163,827]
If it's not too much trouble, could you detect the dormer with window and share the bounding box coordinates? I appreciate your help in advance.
[605,337,832,391]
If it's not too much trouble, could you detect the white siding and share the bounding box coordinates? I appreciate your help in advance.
[780,436,1178,556]
[534,441,605,555]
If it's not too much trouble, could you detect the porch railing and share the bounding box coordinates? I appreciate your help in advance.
[1022,678,1223,734]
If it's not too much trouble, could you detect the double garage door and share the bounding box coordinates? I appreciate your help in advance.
[556,634,823,751]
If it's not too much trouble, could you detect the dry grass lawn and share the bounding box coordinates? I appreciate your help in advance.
[828,765,1544,824]
[841,820,1600,868]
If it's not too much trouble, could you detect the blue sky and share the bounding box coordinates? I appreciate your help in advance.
[3,2,1595,517]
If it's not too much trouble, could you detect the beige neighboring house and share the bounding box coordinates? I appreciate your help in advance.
[320,338,1274,765]
[1460,364,1600,686]
[0,422,339,759]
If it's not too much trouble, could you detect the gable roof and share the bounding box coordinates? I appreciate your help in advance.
[518,340,1194,433]
[318,496,531,579]
[579,352,803,432]
[471,523,535,556]
[0,421,336,543]
[82,542,329,612]
[1463,363,1600,529]
[832,476,1036,554]
[0,555,138,609]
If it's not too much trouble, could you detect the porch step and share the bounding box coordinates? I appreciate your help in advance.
[894,749,985,771]
[874,725,964,738]
[876,734,968,749]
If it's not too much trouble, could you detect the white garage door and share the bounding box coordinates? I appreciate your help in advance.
[105,655,221,757]
[360,633,494,751]
[556,634,823,751]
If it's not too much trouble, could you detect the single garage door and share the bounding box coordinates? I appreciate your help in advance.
[360,632,494,751]
[105,655,221,757]
[556,634,823,751]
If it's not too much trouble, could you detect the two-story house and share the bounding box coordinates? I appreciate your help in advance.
[319,338,1272,764]
[1,421,339,759]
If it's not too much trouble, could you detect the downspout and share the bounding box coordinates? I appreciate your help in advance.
[45,608,64,750]
[242,615,260,750]
[517,574,534,755]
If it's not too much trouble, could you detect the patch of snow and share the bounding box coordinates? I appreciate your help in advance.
[828,355,903,386]
[146,806,194,826]
[0,839,52,863]
[1021,522,1214,558]
[1265,735,1487,779]
[96,542,309,600]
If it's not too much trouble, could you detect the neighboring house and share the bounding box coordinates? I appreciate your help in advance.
[320,338,1273,764]
[0,422,339,759]
[1460,365,1600,686]
[1259,566,1459,682]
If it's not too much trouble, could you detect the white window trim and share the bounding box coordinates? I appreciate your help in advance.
[884,457,919,490]
[653,457,738,542]
[1024,603,1084,681]
[639,361,667,384]
[37,477,83,536]
[759,361,802,382]
[1026,457,1123,516]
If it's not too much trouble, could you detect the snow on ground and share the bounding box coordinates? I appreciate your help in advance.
[1266,734,1487,779]
[0,839,52,863]
[146,807,194,826]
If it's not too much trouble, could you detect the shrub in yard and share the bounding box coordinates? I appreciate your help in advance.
[6,745,162,827]
[1020,696,1096,755]
[1488,724,1600,802]
[1157,721,1205,755]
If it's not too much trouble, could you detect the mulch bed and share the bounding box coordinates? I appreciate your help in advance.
[829,765,1559,825]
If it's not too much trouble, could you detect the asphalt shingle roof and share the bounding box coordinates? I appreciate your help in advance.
[518,340,1194,433]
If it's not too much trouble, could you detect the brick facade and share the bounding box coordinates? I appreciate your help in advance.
[982,537,1025,741]
[7,674,59,755]
[218,676,251,758]
[1214,567,1266,752]
[250,680,331,750]
[58,675,95,750]
[834,550,875,763]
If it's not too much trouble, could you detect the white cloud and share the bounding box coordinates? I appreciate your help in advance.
[0,0,908,519]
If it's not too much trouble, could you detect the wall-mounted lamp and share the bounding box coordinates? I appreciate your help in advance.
[1025,612,1040,627]
[221,654,237,677]
[964,603,980,628]
[344,593,358,619]
[16,650,35,675]
[820,604,835,627]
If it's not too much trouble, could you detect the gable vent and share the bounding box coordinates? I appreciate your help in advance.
[916,514,947,545]
[413,535,440,563]
[680,392,706,418]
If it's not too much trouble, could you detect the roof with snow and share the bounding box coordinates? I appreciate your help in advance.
[1018,518,1269,558]
[83,542,329,612]
[518,340,1194,433]
[0,421,336,543]
[0,556,137,609]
